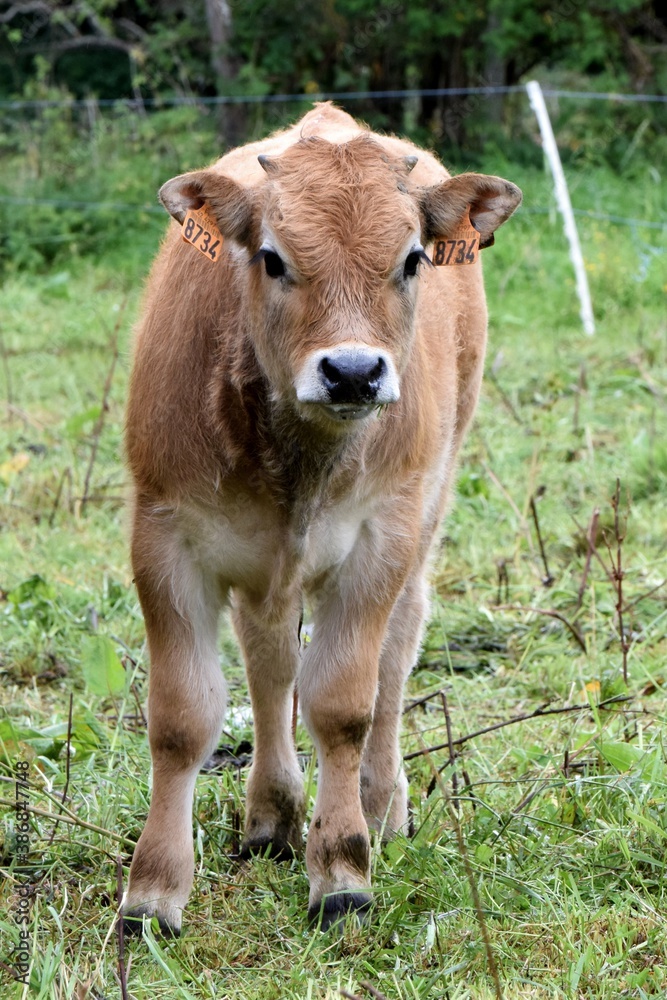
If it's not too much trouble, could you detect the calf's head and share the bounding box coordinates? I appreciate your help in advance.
[159,135,521,429]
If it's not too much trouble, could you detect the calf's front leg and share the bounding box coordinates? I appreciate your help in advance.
[123,527,226,937]
[361,570,429,836]
[301,529,416,929]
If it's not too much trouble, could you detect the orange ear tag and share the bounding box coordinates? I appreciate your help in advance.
[431,211,480,266]
[181,205,223,263]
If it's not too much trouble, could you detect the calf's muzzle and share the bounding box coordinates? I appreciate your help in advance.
[296,345,400,420]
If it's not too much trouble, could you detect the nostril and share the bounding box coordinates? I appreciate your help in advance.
[368,358,385,384]
[319,357,342,386]
[319,355,385,386]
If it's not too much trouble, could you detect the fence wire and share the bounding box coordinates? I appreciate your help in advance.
[0,85,667,249]
[0,85,666,111]
[0,195,664,233]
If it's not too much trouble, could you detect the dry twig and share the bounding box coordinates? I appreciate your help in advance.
[341,980,390,999]
[359,983,389,1000]
[572,363,587,435]
[441,691,459,805]
[496,604,586,653]
[49,466,73,525]
[482,462,526,528]
[606,478,630,683]
[403,689,449,715]
[575,506,600,611]
[404,694,632,763]
[417,732,504,1000]
[487,371,525,426]
[47,692,74,846]
[116,856,130,1000]
[529,490,554,586]
[0,796,135,847]
[0,328,12,414]
[81,298,127,513]
[496,559,509,605]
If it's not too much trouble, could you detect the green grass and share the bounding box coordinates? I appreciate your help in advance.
[1,111,667,999]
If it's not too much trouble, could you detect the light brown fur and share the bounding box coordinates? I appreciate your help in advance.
[122,102,521,934]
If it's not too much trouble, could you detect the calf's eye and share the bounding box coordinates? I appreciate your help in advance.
[264,251,285,278]
[403,249,428,279]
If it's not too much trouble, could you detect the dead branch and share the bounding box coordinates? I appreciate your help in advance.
[50,35,133,54]
[623,578,666,612]
[403,689,449,715]
[442,691,459,806]
[0,788,137,849]
[482,462,525,527]
[0,1,51,24]
[496,604,586,653]
[461,768,475,810]
[81,299,126,513]
[496,558,509,605]
[0,329,12,415]
[572,501,659,636]
[606,478,630,683]
[416,732,503,1000]
[570,511,615,585]
[4,403,44,428]
[403,694,632,762]
[529,490,554,586]
[116,856,130,1000]
[575,506,599,611]
[49,466,73,526]
[359,984,390,1000]
[572,363,587,436]
[46,692,73,846]
[487,371,525,426]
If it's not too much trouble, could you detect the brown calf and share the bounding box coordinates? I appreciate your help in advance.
[122,102,521,934]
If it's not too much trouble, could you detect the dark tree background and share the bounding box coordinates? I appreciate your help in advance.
[1,0,665,145]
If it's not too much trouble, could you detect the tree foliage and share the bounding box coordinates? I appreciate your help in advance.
[0,0,665,145]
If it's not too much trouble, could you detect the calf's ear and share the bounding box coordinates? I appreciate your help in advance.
[159,170,255,245]
[421,173,522,248]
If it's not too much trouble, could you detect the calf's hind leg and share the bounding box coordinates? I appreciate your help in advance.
[123,525,226,937]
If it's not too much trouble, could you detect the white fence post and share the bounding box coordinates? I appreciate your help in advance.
[526,79,595,336]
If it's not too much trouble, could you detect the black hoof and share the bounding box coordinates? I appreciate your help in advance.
[121,908,181,939]
[239,837,298,863]
[308,891,373,932]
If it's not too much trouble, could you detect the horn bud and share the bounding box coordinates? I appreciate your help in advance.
[258,154,280,175]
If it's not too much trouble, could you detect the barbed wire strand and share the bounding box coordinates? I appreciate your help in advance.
[0,86,666,111]
[0,195,164,214]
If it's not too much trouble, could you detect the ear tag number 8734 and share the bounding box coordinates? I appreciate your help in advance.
[182,206,223,263]
[432,212,480,266]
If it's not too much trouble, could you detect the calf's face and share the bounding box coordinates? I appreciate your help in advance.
[159,135,521,430]
[248,138,424,427]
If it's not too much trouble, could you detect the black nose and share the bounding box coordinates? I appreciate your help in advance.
[319,353,386,405]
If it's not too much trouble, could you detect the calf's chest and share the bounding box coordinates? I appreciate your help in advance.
[177,490,369,596]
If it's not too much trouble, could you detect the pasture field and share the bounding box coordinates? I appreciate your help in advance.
[1,109,667,999]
